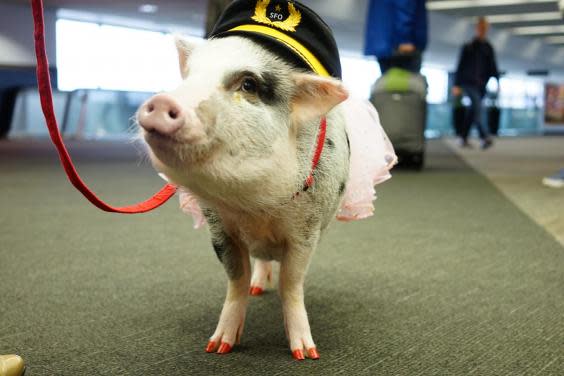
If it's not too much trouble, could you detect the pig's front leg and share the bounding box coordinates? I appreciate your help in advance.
[279,232,321,361]
[205,226,251,355]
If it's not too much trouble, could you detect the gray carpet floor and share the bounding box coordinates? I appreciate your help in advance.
[0,139,563,375]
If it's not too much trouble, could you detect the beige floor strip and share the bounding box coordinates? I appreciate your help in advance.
[445,137,564,247]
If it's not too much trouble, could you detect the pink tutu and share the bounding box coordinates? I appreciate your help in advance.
[178,188,207,229]
[172,98,396,229]
[158,174,206,229]
[336,98,397,221]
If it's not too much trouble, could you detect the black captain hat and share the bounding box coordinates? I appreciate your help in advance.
[209,0,342,79]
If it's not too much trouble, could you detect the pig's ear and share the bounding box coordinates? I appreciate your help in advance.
[291,73,349,124]
[174,35,194,79]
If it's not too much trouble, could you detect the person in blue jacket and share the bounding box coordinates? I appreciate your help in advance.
[364,0,428,74]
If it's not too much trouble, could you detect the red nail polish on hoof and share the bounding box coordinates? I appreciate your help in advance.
[217,342,232,354]
[307,348,320,360]
[292,349,305,360]
[249,286,264,296]
[205,341,216,353]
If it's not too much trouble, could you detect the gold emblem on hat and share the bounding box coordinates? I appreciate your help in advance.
[252,0,302,32]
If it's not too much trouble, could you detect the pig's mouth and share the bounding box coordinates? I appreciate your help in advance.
[144,129,182,144]
[143,130,185,165]
[143,127,214,169]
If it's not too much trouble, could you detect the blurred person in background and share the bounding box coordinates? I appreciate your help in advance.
[452,16,499,149]
[364,0,428,74]
[205,0,233,37]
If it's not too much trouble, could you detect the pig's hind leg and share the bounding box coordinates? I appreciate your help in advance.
[205,221,251,355]
[279,231,321,361]
[250,259,273,296]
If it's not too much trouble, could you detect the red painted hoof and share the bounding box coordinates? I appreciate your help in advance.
[249,286,264,296]
[205,341,216,353]
[292,349,305,361]
[217,342,232,354]
[307,348,320,360]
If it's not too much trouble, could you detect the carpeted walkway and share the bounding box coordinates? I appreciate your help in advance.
[445,137,564,247]
[0,139,562,375]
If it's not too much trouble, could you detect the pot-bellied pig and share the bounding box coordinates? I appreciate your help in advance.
[137,0,396,361]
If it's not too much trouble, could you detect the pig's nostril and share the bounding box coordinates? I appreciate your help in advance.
[139,94,184,135]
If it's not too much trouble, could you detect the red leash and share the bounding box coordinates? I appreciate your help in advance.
[31,0,177,214]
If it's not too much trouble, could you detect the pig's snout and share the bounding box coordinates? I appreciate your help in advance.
[138,94,184,135]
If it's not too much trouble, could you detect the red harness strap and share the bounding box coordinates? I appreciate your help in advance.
[305,116,327,189]
[31,0,177,214]
[293,116,327,199]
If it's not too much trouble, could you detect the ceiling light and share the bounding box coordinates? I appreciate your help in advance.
[487,12,563,24]
[512,25,564,35]
[545,36,564,44]
[138,4,158,14]
[427,0,554,11]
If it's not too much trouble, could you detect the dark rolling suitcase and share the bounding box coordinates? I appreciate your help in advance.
[452,96,467,137]
[487,105,500,136]
[370,68,427,170]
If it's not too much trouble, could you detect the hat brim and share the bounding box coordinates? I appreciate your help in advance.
[213,25,331,77]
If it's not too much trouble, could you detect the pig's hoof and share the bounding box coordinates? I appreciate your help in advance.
[286,323,318,361]
[205,341,217,353]
[292,347,320,360]
[205,341,233,354]
[249,286,264,296]
[292,349,305,361]
[217,342,233,355]
[250,260,273,294]
[208,303,245,356]
[307,348,320,360]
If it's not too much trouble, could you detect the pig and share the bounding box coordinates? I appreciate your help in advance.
[137,35,354,361]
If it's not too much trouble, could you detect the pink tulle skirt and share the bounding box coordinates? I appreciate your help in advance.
[172,98,396,229]
[336,98,397,221]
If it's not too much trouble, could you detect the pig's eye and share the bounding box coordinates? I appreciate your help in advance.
[241,77,258,94]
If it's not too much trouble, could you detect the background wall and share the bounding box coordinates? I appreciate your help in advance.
[0,2,57,137]
[0,2,57,67]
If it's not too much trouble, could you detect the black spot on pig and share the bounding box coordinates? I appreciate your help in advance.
[339,182,346,196]
[212,234,243,280]
[345,131,351,157]
[259,72,281,105]
[326,138,335,149]
[223,70,281,105]
[203,208,220,225]
[212,240,226,262]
